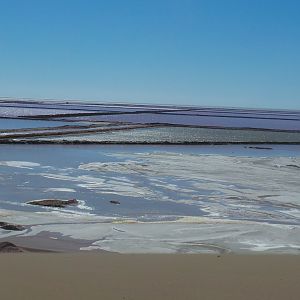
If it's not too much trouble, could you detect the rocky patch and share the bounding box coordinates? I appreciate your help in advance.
[27,198,79,208]
[110,200,121,205]
[0,222,26,231]
[246,146,273,150]
[0,242,24,253]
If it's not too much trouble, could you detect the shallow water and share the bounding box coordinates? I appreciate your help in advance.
[0,118,73,129]
[0,144,299,226]
[1,101,300,131]
[66,112,300,131]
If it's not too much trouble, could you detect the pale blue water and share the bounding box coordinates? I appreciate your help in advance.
[0,118,71,129]
[1,100,300,131]
[0,144,299,224]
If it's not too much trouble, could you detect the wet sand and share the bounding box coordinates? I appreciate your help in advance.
[0,253,299,300]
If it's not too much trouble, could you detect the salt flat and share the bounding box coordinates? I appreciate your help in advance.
[0,144,299,253]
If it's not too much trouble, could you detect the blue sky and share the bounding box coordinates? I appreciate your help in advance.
[0,0,299,109]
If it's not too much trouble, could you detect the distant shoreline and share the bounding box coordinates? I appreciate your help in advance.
[1,140,300,145]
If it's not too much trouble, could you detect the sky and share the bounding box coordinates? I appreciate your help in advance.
[0,0,299,109]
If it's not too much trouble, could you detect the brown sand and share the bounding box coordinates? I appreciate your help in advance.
[0,253,299,300]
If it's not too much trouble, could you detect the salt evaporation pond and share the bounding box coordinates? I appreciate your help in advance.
[36,126,300,143]
[0,118,73,130]
[67,112,300,131]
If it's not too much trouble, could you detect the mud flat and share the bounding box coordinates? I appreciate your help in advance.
[0,253,299,300]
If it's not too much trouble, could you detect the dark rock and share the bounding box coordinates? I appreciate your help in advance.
[286,164,300,169]
[110,200,121,205]
[0,242,24,253]
[0,222,26,231]
[247,146,273,150]
[27,198,79,208]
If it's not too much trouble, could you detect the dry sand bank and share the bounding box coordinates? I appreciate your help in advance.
[0,253,299,300]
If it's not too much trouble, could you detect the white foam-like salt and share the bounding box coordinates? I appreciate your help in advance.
[0,161,40,169]
[44,188,76,193]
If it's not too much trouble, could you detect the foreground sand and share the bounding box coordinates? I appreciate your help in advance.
[1,254,299,300]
